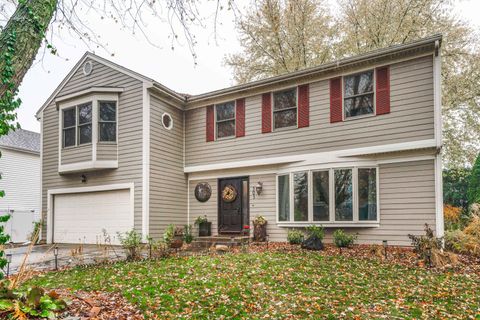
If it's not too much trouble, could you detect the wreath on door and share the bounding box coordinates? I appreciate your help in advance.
[222,184,237,202]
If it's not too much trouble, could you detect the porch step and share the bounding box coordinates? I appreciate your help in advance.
[190,236,250,250]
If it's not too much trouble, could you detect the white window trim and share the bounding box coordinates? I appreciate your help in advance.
[342,70,376,121]
[276,166,380,226]
[272,87,298,131]
[98,100,118,143]
[215,100,236,140]
[57,93,119,166]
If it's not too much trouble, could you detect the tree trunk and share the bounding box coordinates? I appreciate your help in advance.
[0,0,57,99]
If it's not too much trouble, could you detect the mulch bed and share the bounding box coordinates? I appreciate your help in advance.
[55,289,148,320]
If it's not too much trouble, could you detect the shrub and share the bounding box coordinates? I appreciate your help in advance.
[0,214,10,279]
[464,206,480,238]
[117,230,143,260]
[408,224,442,262]
[0,281,66,319]
[333,229,357,248]
[163,224,175,245]
[444,204,463,230]
[147,237,170,259]
[443,168,470,208]
[287,229,304,245]
[306,225,324,241]
[183,225,194,244]
[467,153,480,205]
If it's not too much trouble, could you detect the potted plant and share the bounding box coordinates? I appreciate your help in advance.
[243,224,251,236]
[170,226,184,249]
[195,215,211,237]
[252,216,267,242]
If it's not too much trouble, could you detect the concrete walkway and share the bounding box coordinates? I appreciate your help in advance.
[4,244,126,275]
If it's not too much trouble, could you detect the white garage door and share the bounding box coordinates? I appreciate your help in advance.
[53,189,132,245]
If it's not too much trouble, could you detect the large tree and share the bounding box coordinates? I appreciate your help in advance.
[225,0,333,83]
[0,0,231,135]
[226,0,480,168]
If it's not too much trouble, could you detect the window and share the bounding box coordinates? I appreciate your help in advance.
[313,171,329,221]
[334,169,353,221]
[216,101,235,139]
[293,172,308,221]
[62,103,92,147]
[277,167,378,224]
[162,113,173,130]
[344,70,374,118]
[99,101,117,142]
[358,168,377,221]
[273,88,297,129]
[77,103,92,145]
[62,108,76,148]
[278,175,290,222]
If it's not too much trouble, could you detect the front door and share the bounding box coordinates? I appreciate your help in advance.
[218,177,249,233]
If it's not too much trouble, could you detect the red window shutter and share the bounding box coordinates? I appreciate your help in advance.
[330,77,343,123]
[206,105,215,142]
[261,93,272,133]
[376,66,390,115]
[236,98,245,137]
[298,84,309,128]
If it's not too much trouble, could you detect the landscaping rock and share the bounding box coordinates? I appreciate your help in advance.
[215,245,230,252]
[301,235,324,251]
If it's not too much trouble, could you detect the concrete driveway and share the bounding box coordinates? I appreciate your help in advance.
[4,244,126,275]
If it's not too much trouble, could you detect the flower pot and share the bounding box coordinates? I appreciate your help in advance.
[170,236,183,249]
[198,221,211,237]
[253,222,267,242]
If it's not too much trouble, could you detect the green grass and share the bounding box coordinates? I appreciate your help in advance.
[26,252,480,319]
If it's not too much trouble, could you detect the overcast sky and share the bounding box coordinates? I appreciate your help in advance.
[15,0,480,133]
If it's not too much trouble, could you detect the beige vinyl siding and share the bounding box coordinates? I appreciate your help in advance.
[41,58,144,240]
[149,95,187,238]
[97,143,117,161]
[61,145,92,164]
[188,159,436,246]
[185,56,434,166]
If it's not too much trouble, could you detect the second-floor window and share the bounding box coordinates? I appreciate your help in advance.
[344,70,374,119]
[62,102,92,148]
[216,101,235,139]
[273,88,297,130]
[99,101,117,142]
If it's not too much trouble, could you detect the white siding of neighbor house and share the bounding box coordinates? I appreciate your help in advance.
[188,159,435,246]
[149,94,187,238]
[0,148,41,217]
[41,58,144,240]
[185,55,434,167]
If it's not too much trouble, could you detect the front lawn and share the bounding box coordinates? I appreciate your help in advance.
[27,251,480,319]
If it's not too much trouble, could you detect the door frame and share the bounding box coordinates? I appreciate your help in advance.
[46,183,135,244]
[217,176,249,234]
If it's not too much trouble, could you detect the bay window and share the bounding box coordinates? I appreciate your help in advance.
[277,167,379,225]
[99,101,117,142]
[62,102,92,147]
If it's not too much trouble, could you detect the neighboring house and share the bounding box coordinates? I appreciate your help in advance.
[0,129,41,242]
[36,34,443,246]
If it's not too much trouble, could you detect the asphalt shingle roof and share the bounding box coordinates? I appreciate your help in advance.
[0,129,40,154]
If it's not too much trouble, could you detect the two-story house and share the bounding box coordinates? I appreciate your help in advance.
[36,35,443,246]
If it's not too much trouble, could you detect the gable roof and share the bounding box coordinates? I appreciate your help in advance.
[0,129,40,154]
[36,34,442,117]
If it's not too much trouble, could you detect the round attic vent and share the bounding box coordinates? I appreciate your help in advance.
[162,112,173,130]
[83,61,93,76]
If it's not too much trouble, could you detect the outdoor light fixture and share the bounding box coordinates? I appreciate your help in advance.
[81,174,87,183]
[54,246,59,270]
[382,240,388,259]
[6,253,12,277]
[252,182,263,199]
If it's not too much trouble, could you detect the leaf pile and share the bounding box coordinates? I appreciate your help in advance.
[25,249,480,319]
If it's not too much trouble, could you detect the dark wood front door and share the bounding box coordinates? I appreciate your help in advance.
[218,177,249,233]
